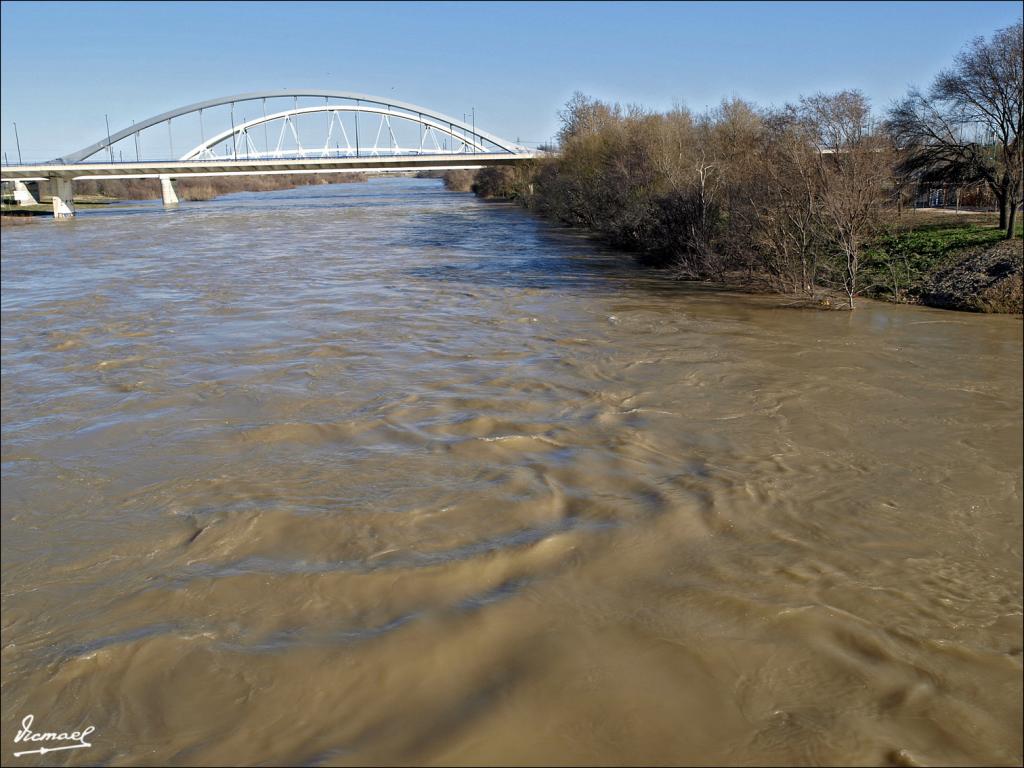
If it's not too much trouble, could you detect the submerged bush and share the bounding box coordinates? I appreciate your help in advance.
[442,170,475,192]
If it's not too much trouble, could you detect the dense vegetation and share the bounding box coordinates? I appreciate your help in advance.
[445,22,1022,311]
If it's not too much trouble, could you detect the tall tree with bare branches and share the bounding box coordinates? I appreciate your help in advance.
[889,22,1023,239]
[802,91,894,309]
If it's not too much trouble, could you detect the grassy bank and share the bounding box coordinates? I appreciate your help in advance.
[862,217,1021,305]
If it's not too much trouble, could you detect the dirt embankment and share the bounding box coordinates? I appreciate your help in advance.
[920,239,1023,313]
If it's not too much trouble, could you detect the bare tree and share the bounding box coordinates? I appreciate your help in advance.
[802,91,894,308]
[889,22,1023,238]
[558,92,623,144]
[685,151,721,271]
[751,111,824,295]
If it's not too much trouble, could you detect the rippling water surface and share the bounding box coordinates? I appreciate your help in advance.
[2,179,1022,766]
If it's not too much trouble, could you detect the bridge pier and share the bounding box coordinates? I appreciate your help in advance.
[50,178,75,219]
[159,175,179,206]
[12,180,39,206]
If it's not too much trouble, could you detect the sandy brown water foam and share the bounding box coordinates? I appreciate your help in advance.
[2,179,1021,765]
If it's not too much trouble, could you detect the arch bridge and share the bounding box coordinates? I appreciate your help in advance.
[1,90,539,218]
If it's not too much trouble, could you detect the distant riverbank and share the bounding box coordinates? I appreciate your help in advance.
[1,173,369,219]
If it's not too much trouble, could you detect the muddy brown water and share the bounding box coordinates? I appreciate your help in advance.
[2,178,1021,766]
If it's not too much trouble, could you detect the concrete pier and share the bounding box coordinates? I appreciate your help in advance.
[12,180,39,206]
[51,178,75,219]
[159,175,179,206]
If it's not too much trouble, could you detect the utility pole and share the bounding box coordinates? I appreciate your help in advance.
[262,98,269,156]
[13,122,23,164]
[105,115,114,162]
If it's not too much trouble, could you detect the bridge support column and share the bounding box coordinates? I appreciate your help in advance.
[12,180,39,206]
[159,175,179,206]
[51,178,75,219]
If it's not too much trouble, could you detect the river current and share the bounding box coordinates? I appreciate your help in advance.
[2,178,1021,766]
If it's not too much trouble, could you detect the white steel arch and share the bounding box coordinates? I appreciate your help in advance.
[57,90,526,163]
[180,105,488,161]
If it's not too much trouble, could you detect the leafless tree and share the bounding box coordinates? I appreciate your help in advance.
[889,22,1022,238]
[802,91,894,308]
[749,110,824,295]
[558,92,623,144]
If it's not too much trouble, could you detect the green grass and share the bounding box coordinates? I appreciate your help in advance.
[863,222,1022,301]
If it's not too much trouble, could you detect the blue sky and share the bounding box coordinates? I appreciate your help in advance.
[1,0,1021,161]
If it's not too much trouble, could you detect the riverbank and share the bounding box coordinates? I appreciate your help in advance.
[445,167,1022,314]
[863,213,1022,312]
[442,84,1021,313]
[1,173,370,219]
[77,172,369,201]
[0,195,120,223]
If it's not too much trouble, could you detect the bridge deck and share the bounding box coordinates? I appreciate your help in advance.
[0,152,538,181]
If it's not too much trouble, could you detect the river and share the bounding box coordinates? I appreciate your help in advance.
[2,178,1021,766]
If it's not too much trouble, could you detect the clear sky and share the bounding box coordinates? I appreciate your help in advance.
[1,0,1021,161]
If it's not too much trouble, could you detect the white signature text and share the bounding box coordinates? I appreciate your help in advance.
[13,714,94,757]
